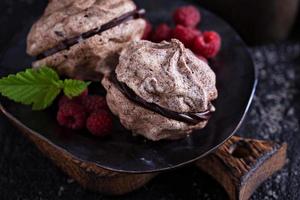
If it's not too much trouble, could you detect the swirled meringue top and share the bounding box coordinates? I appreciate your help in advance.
[115,39,218,113]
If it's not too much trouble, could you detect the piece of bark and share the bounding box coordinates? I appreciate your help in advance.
[195,136,287,200]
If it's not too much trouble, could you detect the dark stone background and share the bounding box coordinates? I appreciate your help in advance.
[0,0,299,199]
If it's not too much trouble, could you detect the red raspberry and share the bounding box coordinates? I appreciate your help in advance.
[57,103,87,130]
[173,5,201,28]
[152,23,172,42]
[58,95,78,107]
[142,20,153,40]
[172,25,201,48]
[192,31,221,58]
[58,89,88,107]
[191,29,202,37]
[86,111,113,137]
[82,95,108,113]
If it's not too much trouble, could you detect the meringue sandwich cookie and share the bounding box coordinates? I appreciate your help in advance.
[27,0,146,81]
[102,39,218,141]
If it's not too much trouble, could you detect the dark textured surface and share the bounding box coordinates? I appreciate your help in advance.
[0,0,299,200]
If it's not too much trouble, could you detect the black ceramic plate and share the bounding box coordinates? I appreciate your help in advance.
[0,0,257,173]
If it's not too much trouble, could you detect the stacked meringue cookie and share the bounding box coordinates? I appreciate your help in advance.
[102,39,217,140]
[27,0,146,80]
[27,0,218,141]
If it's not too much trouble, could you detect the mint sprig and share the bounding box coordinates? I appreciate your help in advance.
[0,67,90,110]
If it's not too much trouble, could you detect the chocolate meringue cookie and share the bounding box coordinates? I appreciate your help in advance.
[27,0,146,80]
[102,39,218,141]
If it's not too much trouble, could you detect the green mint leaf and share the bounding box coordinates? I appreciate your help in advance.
[63,79,90,98]
[0,67,63,110]
[0,67,90,110]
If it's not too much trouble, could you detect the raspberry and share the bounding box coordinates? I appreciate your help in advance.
[152,23,172,42]
[58,89,88,107]
[172,25,201,48]
[142,20,153,40]
[192,31,221,58]
[57,103,87,130]
[173,5,201,28]
[86,111,113,137]
[82,95,108,113]
[58,95,77,107]
[191,29,202,37]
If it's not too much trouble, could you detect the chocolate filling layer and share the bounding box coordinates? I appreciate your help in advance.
[36,9,145,60]
[110,72,213,125]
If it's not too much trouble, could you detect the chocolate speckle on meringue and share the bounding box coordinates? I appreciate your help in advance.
[102,39,218,141]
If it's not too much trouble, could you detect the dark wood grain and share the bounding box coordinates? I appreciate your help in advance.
[196,136,287,200]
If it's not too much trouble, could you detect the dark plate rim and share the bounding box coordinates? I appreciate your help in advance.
[0,8,258,174]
